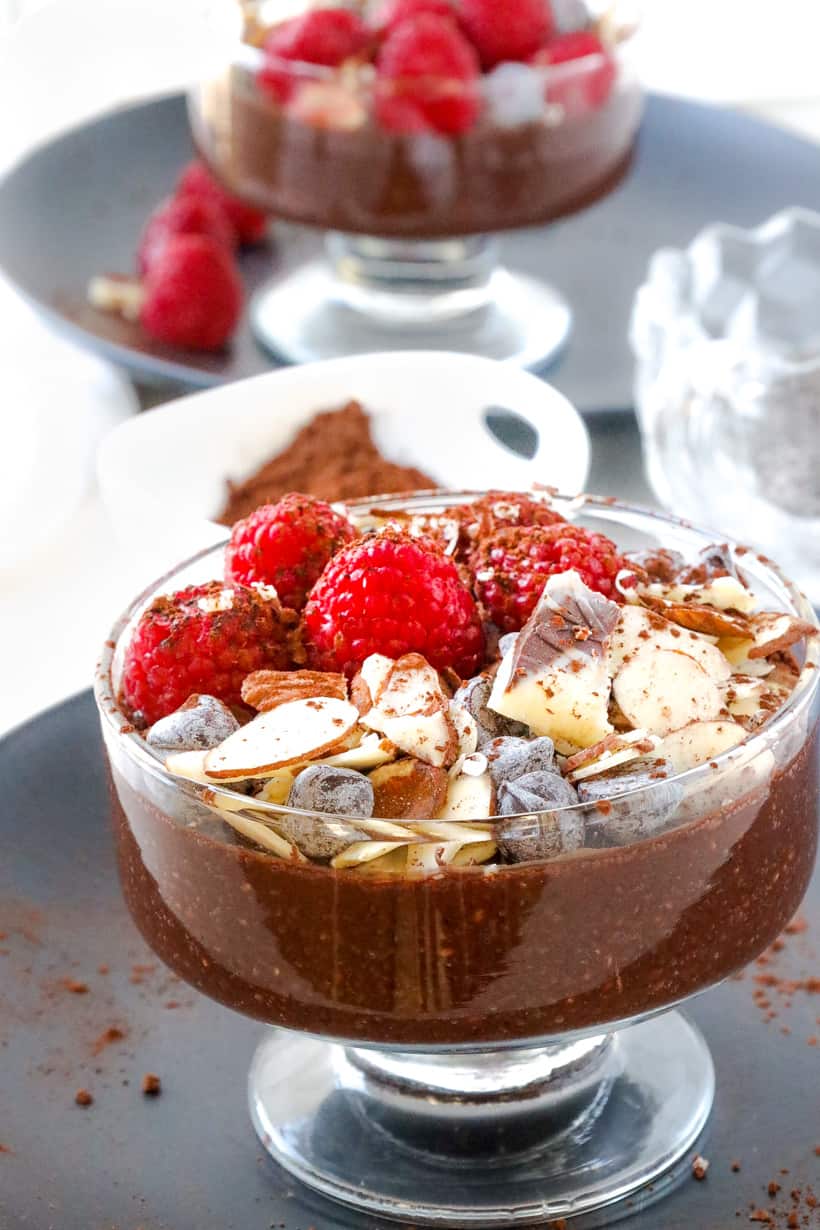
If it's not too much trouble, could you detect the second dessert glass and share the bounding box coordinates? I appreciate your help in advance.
[96,494,819,1227]
[188,1,643,369]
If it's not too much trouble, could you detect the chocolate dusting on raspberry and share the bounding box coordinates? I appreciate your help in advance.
[218,401,436,524]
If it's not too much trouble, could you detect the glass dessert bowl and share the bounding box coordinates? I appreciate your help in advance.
[96,489,819,1226]
[188,0,643,368]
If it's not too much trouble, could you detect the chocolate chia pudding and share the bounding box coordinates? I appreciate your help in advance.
[191,61,642,238]
[187,4,642,239]
[110,729,817,1045]
[96,491,820,1048]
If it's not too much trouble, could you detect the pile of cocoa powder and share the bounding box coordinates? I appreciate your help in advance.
[218,400,437,525]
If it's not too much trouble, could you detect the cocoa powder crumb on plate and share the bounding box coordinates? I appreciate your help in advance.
[74,1088,93,1107]
[61,977,89,994]
[692,1154,710,1180]
[141,1073,161,1097]
[91,1025,127,1056]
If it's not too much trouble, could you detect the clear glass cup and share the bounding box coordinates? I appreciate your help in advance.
[631,207,820,606]
[95,492,820,1226]
[188,1,643,369]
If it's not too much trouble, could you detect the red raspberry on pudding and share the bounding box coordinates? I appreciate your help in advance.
[371,0,456,39]
[376,13,481,135]
[137,195,236,277]
[303,531,485,678]
[139,235,243,352]
[458,0,554,69]
[258,8,370,103]
[531,31,616,111]
[454,490,566,560]
[177,160,268,246]
[225,494,357,612]
[473,523,626,632]
[120,582,295,726]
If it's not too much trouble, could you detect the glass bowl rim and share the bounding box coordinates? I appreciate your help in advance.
[95,489,820,836]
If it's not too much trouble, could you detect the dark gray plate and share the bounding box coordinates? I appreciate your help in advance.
[0,692,818,1229]
[1,94,820,412]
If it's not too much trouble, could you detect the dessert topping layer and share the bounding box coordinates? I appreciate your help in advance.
[115,491,816,873]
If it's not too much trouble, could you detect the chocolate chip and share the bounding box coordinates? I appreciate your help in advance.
[486,736,556,785]
[578,759,682,847]
[147,694,239,752]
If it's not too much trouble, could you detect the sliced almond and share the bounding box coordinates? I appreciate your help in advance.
[566,730,661,782]
[370,759,449,820]
[610,605,731,684]
[349,846,409,876]
[241,669,347,712]
[660,720,746,773]
[746,612,816,659]
[613,647,724,736]
[639,593,749,638]
[203,698,359,780]
[255,770,296,805]
[436,769,495,821]
[404,839,496,874]
[647,575,756,614]
[218,810,307,861]
[165,749,249,785]
[450,840,498,867]
[312,734,395,771]
[331,839,411,869]
[412,820,495,843]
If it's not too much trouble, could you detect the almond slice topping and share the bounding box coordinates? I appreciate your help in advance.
[241,669,347,712]
[746,612,816,660]
[203,698,359,780]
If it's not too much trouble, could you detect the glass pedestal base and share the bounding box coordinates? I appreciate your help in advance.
[250,235,572,371]
[249,1011,714,1226]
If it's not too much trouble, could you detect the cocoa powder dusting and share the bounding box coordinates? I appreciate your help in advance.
[217,401,436,524]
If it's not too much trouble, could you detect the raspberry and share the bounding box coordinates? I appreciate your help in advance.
[303,532,485,678]
[139,235,243,351]
[258,9,370,103]
[177,160,268,245]
[120,582,294,726]
[473,523,626,633]
[371,0,455,39]
[224,493,356,611]
[530,31,616,111]
[376,13,481,135]
[137,195,236,277]
[458,0,554,68]
[451,490,566,560]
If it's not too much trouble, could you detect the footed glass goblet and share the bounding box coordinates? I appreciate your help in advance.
[96,494,819,1226]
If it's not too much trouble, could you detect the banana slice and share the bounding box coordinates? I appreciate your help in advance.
[610,605,731,684]
[612,647,724,736]
[660,720,746,773]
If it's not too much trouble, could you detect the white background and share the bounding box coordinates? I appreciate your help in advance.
[0,0,818,736]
